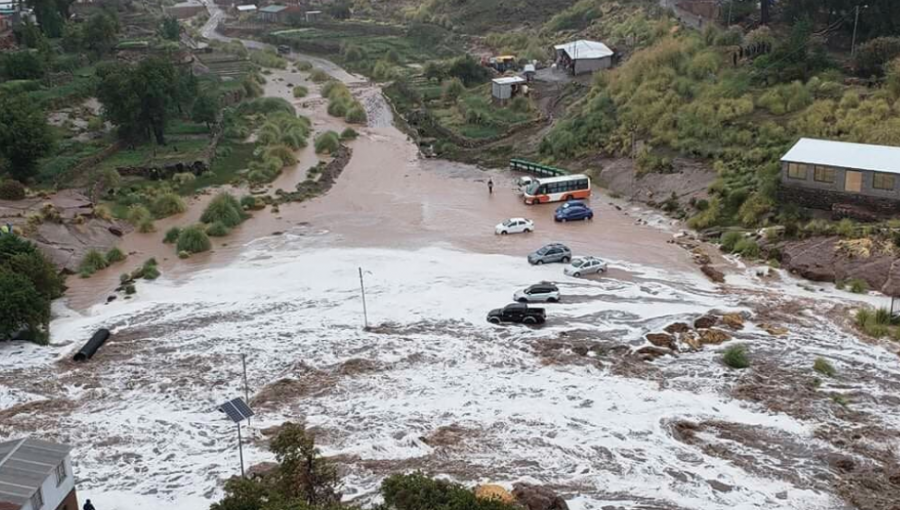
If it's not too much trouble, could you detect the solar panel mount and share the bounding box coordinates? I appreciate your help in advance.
[218,397,254,423]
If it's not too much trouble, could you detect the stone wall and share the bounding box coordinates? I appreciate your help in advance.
[778,186,900,217]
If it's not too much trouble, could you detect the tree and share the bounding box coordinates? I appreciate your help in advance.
[84,11,119,57]
[0,235,64,343]
[60,22,83,53]
[326,0,351,20]
[269,423,340,507]
[97,57,180,144]
[159,16,180,41]
[0,96,54,182]
[26,0,64,37]
[2,51,45,80]
[192,91,219,130]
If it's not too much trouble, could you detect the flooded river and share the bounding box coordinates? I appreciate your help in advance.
[2,6,900,510]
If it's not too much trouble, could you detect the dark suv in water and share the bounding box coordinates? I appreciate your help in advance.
[486,303,546,325]
[527,243,572,265]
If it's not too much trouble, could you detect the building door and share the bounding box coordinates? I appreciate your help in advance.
[845,171,862,192]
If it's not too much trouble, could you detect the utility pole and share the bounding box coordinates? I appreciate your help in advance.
[241,354,250,426]
[727,0,734,26]
[851,5,861,59]
[358,267,369,330]
[237,423,245,478]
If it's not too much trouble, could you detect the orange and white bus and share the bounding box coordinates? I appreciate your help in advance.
[523,174,591,205]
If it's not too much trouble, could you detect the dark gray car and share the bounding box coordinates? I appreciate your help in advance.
[527,243,572,265]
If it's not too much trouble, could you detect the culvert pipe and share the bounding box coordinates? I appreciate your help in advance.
[73,328,111,361]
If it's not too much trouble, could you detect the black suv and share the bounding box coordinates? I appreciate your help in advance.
[486,303,547,325]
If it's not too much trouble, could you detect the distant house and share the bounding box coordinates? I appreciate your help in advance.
[553,40,613,75]
[258,4,289,22]
[781,138,900,214]
[491,76,526,102]
[0,438,78,510]
[235,4,257,14]
[165,0,206,19]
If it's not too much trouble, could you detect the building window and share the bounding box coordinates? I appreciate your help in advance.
[31,488,44,510]
[814,166,835,183]
[787,163,807,180]
[873,173,896,191]
[55,461,67,485]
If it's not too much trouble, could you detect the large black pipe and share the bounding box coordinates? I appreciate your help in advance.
[73,329,111,361]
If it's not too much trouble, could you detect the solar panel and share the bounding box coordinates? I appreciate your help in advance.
[218,397,254,423]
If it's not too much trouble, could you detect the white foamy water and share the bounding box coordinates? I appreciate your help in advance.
[2,232,899,510]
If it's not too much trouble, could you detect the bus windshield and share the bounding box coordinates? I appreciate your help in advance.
[525,182,540,195]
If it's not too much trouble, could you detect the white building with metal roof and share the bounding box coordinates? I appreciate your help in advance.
[0,438,77,510]
[780,138,900,213]
[491,76,527,101]
[554,40,614,75]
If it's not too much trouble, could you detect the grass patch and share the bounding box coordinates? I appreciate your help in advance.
[79,249,109,278]
[310,69,330,83]
[206,221,230,237]
[720,231,743,252]
[722,344,750,369]
[152,192,187,218]
[201,193,247,228]
[105,247,126,264]
[314,131,341,154]
[293,85,309,98]
[813,357,836,377]
[190,142,256,192]
[847,278,869,294]
[163,227,182,244]
[176,225,212,254]
[340,128,358,140]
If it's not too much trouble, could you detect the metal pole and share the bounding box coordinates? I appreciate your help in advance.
[358,267,368,330]
[727,0,733,26]
[851,5,860,59]
[241,354,250,426]
[237,422,245,478]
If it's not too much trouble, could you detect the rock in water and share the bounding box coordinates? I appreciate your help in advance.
[512,483,569,510]
[701,264,725,283]
[636,346,672,361]
[646,333,677,351]
[698,329,731,345]
[475,485,515,504]
[761,323,788,336]
[722,313,745,330]
[664,322,690,334]
[694,315,717,329]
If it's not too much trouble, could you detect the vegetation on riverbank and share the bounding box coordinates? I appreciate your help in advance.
[0,236,64,343]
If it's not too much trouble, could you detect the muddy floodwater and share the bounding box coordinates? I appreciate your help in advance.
[3,8,900,510]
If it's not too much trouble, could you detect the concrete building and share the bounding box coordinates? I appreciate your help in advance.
[258,4,289,22]
[553,40,613,75]
[491,76,526,102]
[0,438,78,510]
[780,138,900,214]
[165,0,206,19]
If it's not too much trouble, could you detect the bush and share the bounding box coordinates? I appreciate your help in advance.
[442,77,464,101]
[340,127,358,140]
[201,193,246,228]
[720,231,743,252]
[152,192,187,218]
[855,308,872,327]
[874,307,893,325]
[509,96,531,113]
[314,131,341,154]
[206,221,230,237]
[127,205,152,226]
[296,60,313,71]
[0,180,26,200]
[178,250,191,259]
[382,472,518,510]
[137,219,155,233]
[345,105,367,124]
[327,99,348,117]
[105,247,126,264]
[293,85,308,98]
[847,278,869,294]
[733,238,760,258]
[310,69,330,82]
[173,172,196,186]
[163,226,182,244]
[176,225,212,254]
[79,249,109,277]
[813,357,836,377]
[124,283,136,295]
[722,345,750,369]
[854,37,900,77]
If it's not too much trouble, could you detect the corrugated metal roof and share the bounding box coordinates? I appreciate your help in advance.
[782,138,900,175]
[554,40,613,60]
[492,76,526,85]
[0,438,72,507]
[237,4,257,11]
[259,4,288,13]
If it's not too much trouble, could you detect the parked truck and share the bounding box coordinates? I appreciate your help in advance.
[486,303,546,325]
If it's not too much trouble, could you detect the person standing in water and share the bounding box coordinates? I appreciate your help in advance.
[487,178,494,194]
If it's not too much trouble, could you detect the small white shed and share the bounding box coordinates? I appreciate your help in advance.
[236,4,256,13]
[491,76,526,101]
[554,40,614,75]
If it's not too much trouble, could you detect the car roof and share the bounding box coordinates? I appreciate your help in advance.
[505,302,528,309]
[508,217,529,222]
[542,243,568,249]
[527,283,558,291]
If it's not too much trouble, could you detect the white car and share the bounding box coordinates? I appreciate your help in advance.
[495,218,534,235]
[564,256,608,277]
[513,283,560,303]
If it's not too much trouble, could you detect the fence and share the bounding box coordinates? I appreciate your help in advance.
[509,159,567,176]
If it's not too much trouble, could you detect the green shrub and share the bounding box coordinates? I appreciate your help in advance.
[152,192,187,218]
[264,144,298,166]
[79,249,109,277]
[178,250,191,259]
[733,238,760,258]
[813,357,836,377]
[720,231,743,252]
[310,69,330,82]
[722,345,750,369]
[86,116,104,132]
[249,49,287,69]
[293,85,308,98]
[835,218,856,238]
[163,226,182,244]
[874,307,893,325]
[105,247,126,264]
[442,78,464,101]
[314,131,341,154]
[127,205,152,226]
[0,180,26,200]
[176,225,212,254]
[327,99,348,117]
[240,195,262,210]
[855,308,872,327]
[206,221,230,237]
[201,193,246,228]
[340,128,358,140]
[847,278,869,294]
[141,259,160,280]
[509,96,531,113]
[345,105,367,124]
[687,197,721,229]
[296,60,313,71]
[382,472,518,510]
[137,219,155,233]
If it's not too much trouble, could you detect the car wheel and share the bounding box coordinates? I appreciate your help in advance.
[561,218,567,223]
[525,228,532,233]
[518,298,528,303]
[562,256,570,263]
[501,231,507,235]
[536,260,544,265]
[573,272,581,277]
[488,317,501,324]
[588,214,594,220]
[523,317,536,324]
[548,297,559,303]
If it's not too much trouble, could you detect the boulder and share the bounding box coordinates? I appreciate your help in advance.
[664,322,690,334]
[635,346,671,361]
[694,315,717,329]
[701,264,725,283]
[721,313,745,330]
[512,483,569,510]
[761,323,788,336]
[646,333,677,351]
[475,485,515,504]
[681,331,701,350]
[881,259,900,297]
[698,329,731,345]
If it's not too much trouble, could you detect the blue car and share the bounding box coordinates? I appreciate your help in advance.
[554,201,594,222]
